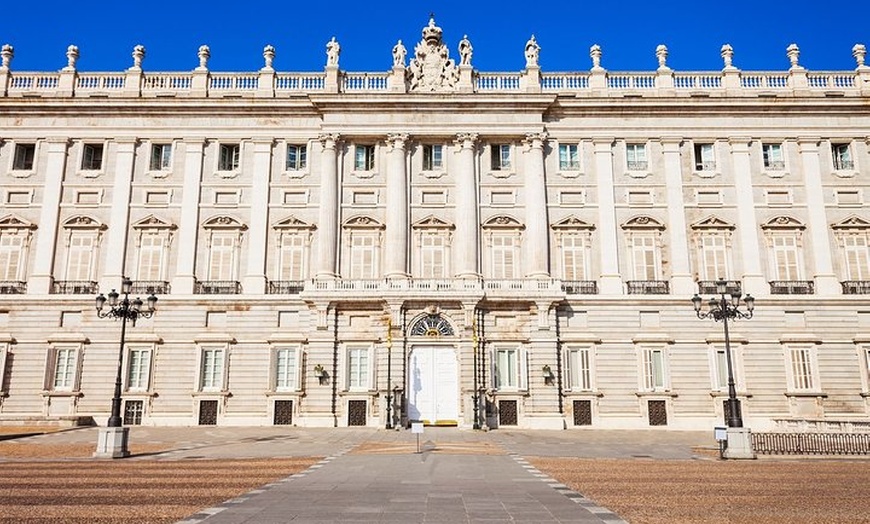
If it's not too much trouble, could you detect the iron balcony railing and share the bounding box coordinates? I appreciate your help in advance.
[562,280,599,294]
[0,281,26,294]
[764,160,786,171]
[833,159,855,171]
[769,280,814,295]
[627,160,648,171]
[695,161,717,171]
[752,432,870,456]
[130,281,170,295]
[842,281,870,294]
[696,280,742,295]
[268,280,305,294]
[52,281,98,294]
[626,280,670,294]
[194,280,241,295]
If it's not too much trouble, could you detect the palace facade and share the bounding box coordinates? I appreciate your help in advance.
[1,20,870,431]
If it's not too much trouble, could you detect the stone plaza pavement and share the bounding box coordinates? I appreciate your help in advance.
[21,426,714,523]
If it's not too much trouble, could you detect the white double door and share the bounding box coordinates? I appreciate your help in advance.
[408,345,459,425]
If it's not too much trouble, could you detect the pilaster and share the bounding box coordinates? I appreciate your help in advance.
[660,137,694,295]
[797,138,839,295]
[523,132,549,277]
[592,138,622,294]
[242,138,274,294]
[101,138,138,292]
[171,138,205,294]
[728,138,765,296]
[453,133,480,278]
[29,137,69,294]
[384,133,410,279]
[315,134,341,278]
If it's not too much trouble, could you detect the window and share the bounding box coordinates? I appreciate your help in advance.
[842,235,870,281]
[347,346,370,391]
[494,346,526,390]
[626,143,647,171]
[354,145,375,171]
[420,234,447,278]
[0,231,25,281]
[832,143,853,171]
[423,144,443,171]
[349,233,378,279]
[631,235,660,280]
[711,347,729,391]
[771,235,802,281]
[126,348,152,392]
[490,235,517,279]
[863,347,870,392]
[285,144,307,171]
[199,347,225,391]
[81,143,104,171]
[208,233,237,281]
[566,347,592,391]
[788,345,816,391]
[49,347,78,391]
[150,144,172,171]
[559,144,580,170]
[136,233,166,281]
[762,143,785,170]
[699,234,730,281]
[491,144,511,171]
[65,232,97,281]
[693,143,715,171]
[561,235,589,281]
[641,347,667,391]
[12,143,35,171]
[274,347,299,391]
[279,234,306,281]
[218,144,240,171]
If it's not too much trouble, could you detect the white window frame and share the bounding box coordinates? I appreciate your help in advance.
[285,143,308,172]
[693,142,716,171]
[278,233,307,281]
[125,346,153,392]
[354,144,375,171]
[149,142,173,172]
[560,233,591,281]
[422,144,444,171]
[630,234,661,281]
[490,144,512,171]
[0,339,10,396]
[272,345,302,392]
[565,345,594,392]
[493,345,527,391]
[762,143,786,171]
[201,217,246,283]
[696,232,732,281]
[344,344,374,392]
[44,344,83,392]
[10,142,37,174]
[79,142,105,173]
[217,143,241,172]
[349,232,379,279]
[558,143,581,171]
[785,344,820,392]
[639,346,669,392]
[0,219,34,282]
[63,231,99,282]
[626,143,648,171]
[841,234,870,281]
[832,143,854,171]
[489,234,518,279]
[708,344,744,393]
[769,234,804,281]
[197,345,229,392]
[860,344,870,395]
[419,232,448,279]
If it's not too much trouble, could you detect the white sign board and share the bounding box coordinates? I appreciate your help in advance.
[714,426,727,441]
[411,422,424,434]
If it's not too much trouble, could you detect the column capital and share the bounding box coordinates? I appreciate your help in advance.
[796,137,822,152]
[182,137,207,146]
[317,133,341,149]
[523,131,548,149]
[592,137,615,151]
[659,136,683,151]
[728,137,753,151]
[45,136,71,145]
[250,137,276,146]
[385,133,410,150]
[454,132,479,149]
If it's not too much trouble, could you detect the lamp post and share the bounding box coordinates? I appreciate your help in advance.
[692,279,754,428]
[93,277,157,458]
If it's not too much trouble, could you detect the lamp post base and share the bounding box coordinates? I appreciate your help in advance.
[94,426,130,459]
[723,427,756,460]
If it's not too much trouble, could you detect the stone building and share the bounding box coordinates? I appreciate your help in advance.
[0,19,869,431]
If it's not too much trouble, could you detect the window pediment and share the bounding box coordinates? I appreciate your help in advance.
[62,215,106,230]
[0,214,36,230]
[343,215,384,229]
[482,215,524,229]
[621,215,665,230]
[691,215,734,231]
[831,215,870,231]
[132,214,176,230]
[413,215,454,230]
[203,215,247,230]
[273,215,315,230]
[551,215,595,230]
[761,215,805,231]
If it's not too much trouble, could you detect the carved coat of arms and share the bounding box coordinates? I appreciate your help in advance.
[407,17,459,92]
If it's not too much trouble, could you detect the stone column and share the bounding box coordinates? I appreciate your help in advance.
[798,138,839,295]
[453,133,480,278]
[29,138,69,294]
[661,138,694,295]
[523,132,550,277]
[242,138,274,294]
[384,133,410,279]
[101,138,138,292]
[729,138,765,296]
[171,138,205,294]
[315,134,340,278]
[593,138,622,294]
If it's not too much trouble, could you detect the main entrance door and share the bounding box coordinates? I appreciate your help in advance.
[408,346,458,425]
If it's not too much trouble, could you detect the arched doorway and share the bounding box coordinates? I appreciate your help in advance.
[407,313,459,426]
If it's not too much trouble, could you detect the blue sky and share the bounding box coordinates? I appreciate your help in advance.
[2,0,866,73]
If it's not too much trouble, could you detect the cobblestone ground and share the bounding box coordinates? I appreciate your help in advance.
[531,457,870,524]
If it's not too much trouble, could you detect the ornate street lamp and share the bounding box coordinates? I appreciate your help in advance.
[692,279,754,428]
[94,277,157,458]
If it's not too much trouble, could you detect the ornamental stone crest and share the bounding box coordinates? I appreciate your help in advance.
[407,17,459,92]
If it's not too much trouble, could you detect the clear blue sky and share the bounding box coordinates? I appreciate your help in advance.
[2,0,866,73]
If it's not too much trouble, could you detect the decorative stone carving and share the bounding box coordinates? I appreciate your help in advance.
[854,44,867,69]
[263,45,275,70]
[655,44,669,70]
[408,17,459,92]
[131,45,145,70]
[0,44,12,69]
[524,35,540,68]
[786,43,801,70]
[64,45,79,71]
[590,44,603,70]
[197,45,210,70]
[458,35,472,66]
[392,40,406,68]
[721,44,735,70]
[326,37,340,67]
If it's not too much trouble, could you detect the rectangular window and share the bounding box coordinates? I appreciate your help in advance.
[12,143,35,171]
[52,347,77,391]
[495,347,519,390]
[286,144,307,171]
[208,234,236,281]
[127,348,151,391]
[150,144,172,171]
[490,235,516,279]
[81,143,104,171]
[491,144,511,171]
[693,143,715,171]
[354,145,375,171]
[136,234,165,282]
[843,236,870,281]
[274,347,298,391]
[218,144,240,171]
[789,346,815,390]
[420,234,446,278]
[561,236,588,281]
[626,144,647,171]
[712,348,729,391]
[0,233,25,281]
[347,346,369,390]
[762,143,785,170]
[832,143,853,171]
[423,144,443,171]
[700,235,729,281]
[279,234,306,281]
[559,144,580,170]
[631,235,659,280]
[567,347,592,391]
[642,348,666,391]
[350,234,378,279]
[772,235,801,280]
[200,347,225,391]
[65,233,96,281]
